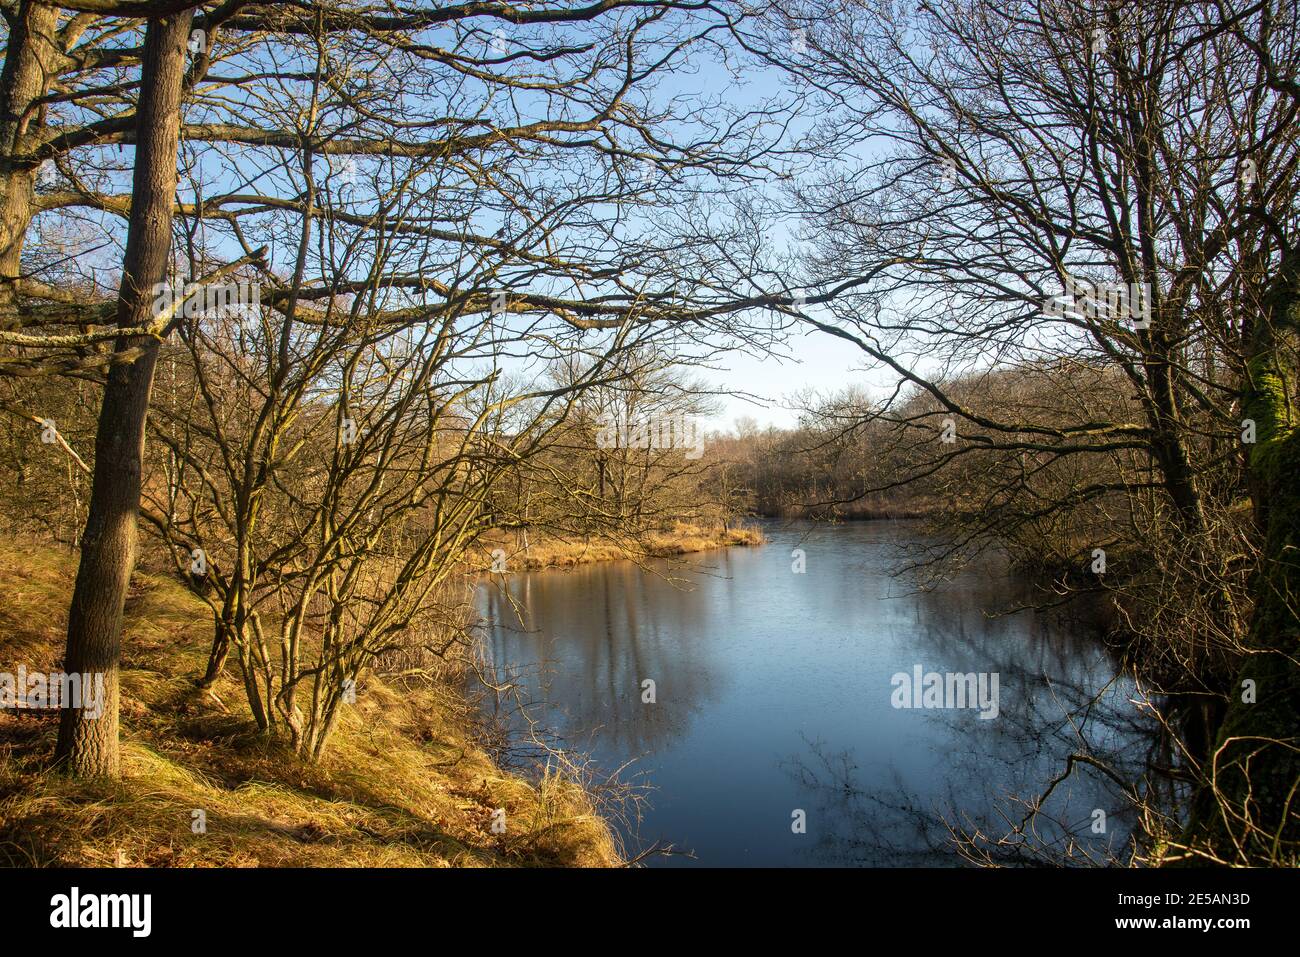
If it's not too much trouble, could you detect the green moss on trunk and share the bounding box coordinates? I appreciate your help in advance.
[1177,268,1300,865]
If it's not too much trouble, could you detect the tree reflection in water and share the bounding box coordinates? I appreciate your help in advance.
[472,522,1167,866]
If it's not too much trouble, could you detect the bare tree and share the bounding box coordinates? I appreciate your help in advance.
[118,1,782,758]
[54,6,195,778]
[733,0,1299,863]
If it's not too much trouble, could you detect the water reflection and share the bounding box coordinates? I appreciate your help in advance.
[478,558,721,755]
[475,521,1156,866]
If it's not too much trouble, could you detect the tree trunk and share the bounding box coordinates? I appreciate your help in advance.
[54,9,195,778]
[200,617,231,688]
[0,1,61,316]
[1178,256,1300,864]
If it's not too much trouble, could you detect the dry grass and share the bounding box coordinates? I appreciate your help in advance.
[480,521,765,571]
[0,537,619,867]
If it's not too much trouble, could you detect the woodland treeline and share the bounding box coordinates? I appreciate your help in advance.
[1,0,1298,869]
[0,2,772,774]
[734,0,1300,867]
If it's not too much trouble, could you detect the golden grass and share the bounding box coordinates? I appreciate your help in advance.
[0,537,619,867]
[480,521,765,571]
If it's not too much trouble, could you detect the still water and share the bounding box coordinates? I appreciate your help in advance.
[475,521,1149,866]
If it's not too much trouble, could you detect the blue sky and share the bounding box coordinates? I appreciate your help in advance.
[705,326,873,430]
[45,11,878,433]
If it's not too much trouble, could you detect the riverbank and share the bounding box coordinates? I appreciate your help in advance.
[478,521,765,572]
[474,518,1145,865]
[0,538,619,867]
[754,499,938,521]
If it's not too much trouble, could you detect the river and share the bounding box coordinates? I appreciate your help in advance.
[474,520,1151,866]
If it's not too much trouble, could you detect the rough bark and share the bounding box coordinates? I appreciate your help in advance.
[199,616,231,688]
[54,9,194,778]
[0,1,61,316]
[1179,255,1300,864]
